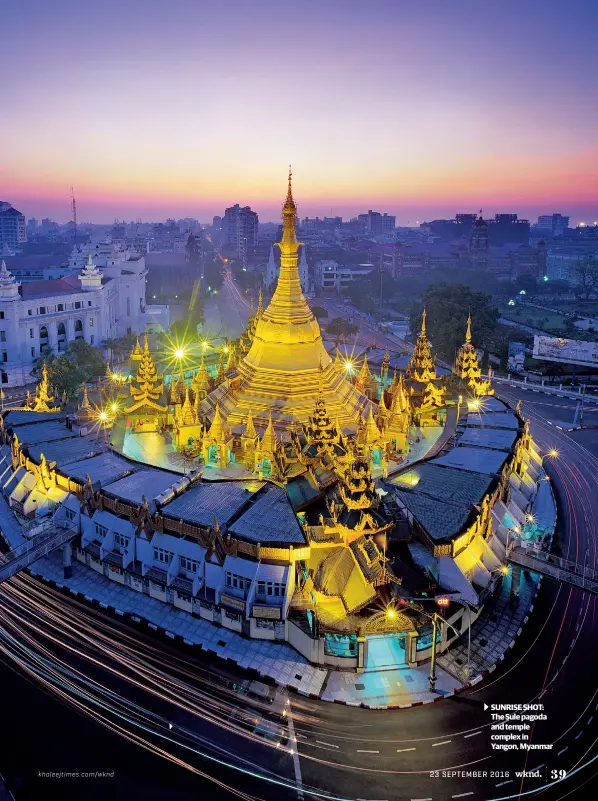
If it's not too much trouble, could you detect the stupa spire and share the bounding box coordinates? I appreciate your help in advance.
[261,413,277,453]
[244,410,257,439]
[33,364,55,412]
[209,404,226,441]
[124,339,165,413]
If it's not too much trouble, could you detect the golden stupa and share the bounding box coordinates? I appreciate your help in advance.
[200,169,373,432]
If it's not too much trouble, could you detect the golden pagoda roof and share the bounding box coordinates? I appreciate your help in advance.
[199,171,373,432]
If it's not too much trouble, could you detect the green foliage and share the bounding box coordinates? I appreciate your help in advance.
[35,340,105,399]
[103,333,137,360]
[346,267,398,314]
[311,305,329,319]
[409,283,500,361]
[325,317,359,338]
[572,256,598,300]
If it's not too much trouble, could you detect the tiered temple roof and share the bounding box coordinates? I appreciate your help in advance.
[453,314,493,397]
[199,171,373,432]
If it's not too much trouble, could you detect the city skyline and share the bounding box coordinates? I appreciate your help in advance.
[2,0,597,224]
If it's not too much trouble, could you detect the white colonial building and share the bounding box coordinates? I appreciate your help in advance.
[0,247,163,387]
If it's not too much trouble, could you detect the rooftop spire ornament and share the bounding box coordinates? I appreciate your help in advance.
[33,364,56,412]
[124,336,166,413]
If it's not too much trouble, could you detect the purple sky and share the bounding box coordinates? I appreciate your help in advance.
[2,0,597,224]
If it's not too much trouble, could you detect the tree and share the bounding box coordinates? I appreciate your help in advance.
[185,233,201,265]
[346,267,398,315]
[571,256,598,300]
[325,317,359,339]
[35,340,105,400]
[516,274,538,295]
[409,283,500,362]
[103,333,137,362]
[546,278,570,296]
[311,305,329,320]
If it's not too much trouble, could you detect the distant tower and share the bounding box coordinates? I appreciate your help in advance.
[70,186,77,246]
[469,212,488,269]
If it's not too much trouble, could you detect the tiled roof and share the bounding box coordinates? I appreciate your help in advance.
[61,452,139,486]
[103,469,178,504]
[4,411,64,427]
[162,480,263,529]
[391,463,493,507]
[29,437,104,466]
[432,447,508,475]
[394,490,472,542]
[13,420,78,445]
[466,411,519,429]
[20,278,82,298]
[228,484,307,545]
[458,427,517,451]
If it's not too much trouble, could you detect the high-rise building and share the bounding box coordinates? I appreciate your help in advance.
[537,214,569,236]
[0,202,27,251]
[357,209,396,233]
[223,204,259,258]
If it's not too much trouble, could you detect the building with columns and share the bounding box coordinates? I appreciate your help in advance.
[0,250,152,387]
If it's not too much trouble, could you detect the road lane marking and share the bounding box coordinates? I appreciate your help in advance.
[316,740,339,748]
[432,740,451,746]
[357,749,380,753]
[464,731,482,738]
[396,747,417,753]
[557,747,568,756]
[285,698,304,800]
[575,731,583,739]
[452,793,474,798]
[496,780,513,787]
[411,798,433,801]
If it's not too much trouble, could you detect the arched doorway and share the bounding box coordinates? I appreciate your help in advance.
[208,444,218,464]
[75,319,83,339]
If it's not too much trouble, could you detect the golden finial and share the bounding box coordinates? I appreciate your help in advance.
[257,286,263,318]
[421,308,427,336]
[465,312,472,344]
[281,165,297,244]
[143,332,149,354]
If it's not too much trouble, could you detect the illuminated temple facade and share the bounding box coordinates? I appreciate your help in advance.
[0,175,545,672]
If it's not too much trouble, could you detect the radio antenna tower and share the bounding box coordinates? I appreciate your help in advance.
[70,186,77,247]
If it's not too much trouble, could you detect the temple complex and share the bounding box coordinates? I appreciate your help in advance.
[453,314,494,397]
[0,172,545,674]
[405,310,447,426]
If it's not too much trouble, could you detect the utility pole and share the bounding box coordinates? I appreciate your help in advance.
[429,613,439,692]
[70,186,77,247]
[580,383,586,427]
